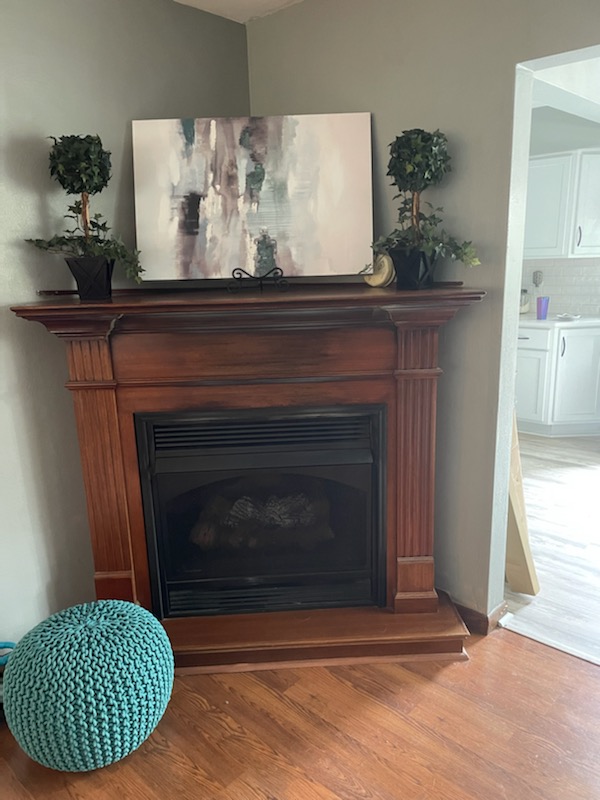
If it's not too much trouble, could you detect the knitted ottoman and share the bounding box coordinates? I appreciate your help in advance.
[3,600,174,772]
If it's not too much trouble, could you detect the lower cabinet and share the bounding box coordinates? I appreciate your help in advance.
[516,323,600,435]
[515,349,549,423]
[553,329,600,423]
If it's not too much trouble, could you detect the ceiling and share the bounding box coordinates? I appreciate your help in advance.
[173,0,304,24]
[530,106,600,156]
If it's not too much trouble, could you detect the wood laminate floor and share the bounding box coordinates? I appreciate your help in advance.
[1,630,599,799]
[503,433,600,664]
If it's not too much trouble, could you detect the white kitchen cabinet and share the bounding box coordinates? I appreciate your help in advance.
[570,151,600,256]
[515,350,549,422]
[516,321,600,435]
[524,149,600,260]
[553,328,600,422]
[515,328,551,422]
[524,154,574,259]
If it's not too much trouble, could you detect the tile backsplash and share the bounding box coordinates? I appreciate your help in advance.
[522,259,600,316]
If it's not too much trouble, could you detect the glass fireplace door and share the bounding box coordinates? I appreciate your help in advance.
[136,407,386,618]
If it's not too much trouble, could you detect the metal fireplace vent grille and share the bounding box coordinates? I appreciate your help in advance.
[153,416,371,452]
[169,580,372,615]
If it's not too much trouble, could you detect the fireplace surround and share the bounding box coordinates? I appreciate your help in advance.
[13,284,484,669]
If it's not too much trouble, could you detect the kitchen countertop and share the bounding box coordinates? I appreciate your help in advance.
[519,313,600,328]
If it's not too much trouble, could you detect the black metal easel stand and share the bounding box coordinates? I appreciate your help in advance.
[227,267,289,293]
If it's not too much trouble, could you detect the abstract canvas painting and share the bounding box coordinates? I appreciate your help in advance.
[131,113,372,281]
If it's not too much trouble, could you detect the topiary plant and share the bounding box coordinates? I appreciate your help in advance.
[373,128,479,280]
[27,134,143,284]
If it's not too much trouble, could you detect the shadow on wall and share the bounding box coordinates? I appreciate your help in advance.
[6,134,60,239]
[114,122,137,281]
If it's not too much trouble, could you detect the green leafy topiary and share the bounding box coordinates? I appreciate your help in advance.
[374,128,479,268]
[48,134,111,196]
[27,134,143,283]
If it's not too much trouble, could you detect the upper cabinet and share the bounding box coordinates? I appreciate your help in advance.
[524,153,574,258]
[571,151,600,255]
[524,149,600,259]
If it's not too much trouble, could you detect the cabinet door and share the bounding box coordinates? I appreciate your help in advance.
[516,350,549,422]
[552,329,600,422]
[524,154,574,259]
[571,152,600,256]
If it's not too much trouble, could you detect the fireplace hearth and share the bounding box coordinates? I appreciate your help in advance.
[136,407,386,617]
[12,284,485,668]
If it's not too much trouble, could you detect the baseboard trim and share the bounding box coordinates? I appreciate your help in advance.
[454,600,508,635]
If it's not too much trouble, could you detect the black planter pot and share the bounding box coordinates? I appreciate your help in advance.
[65,256,115,302]
[389,248,436,290]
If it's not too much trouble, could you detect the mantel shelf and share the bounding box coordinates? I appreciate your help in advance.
[12,285,485,338]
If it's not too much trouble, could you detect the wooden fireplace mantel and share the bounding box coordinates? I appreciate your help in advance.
[13,284,485,669]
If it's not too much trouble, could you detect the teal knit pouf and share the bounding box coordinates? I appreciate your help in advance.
[3,600,174,772]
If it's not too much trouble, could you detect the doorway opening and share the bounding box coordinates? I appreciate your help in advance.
[501,44,600,664]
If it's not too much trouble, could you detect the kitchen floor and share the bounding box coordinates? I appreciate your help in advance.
[502,432,600,664]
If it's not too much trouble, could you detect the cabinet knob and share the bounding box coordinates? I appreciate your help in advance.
[576,225,582,247]
[561,337,566,357]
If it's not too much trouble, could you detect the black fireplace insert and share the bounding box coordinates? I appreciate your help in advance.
[135,406,386,618]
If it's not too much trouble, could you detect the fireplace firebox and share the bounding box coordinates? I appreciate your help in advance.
[136,407,386,618]
[12,285,485,668]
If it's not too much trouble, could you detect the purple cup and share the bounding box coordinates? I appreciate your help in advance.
[536,296,550,320]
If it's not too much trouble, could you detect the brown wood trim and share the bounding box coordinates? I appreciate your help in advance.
[71,388,133,573]
[75,372,419,389]
[12,284,486,315]
[175,649,468,675]
[396,376,437,557]
[94,571,135,601]
[12,313,122,339]
[111,326,395,383]
[454,600,509,635]
[66,381,118,390]
[66,369,444,391]
[393,592,439,614]
[394,368,442,380]
[66,338,114,382]
[173,641,467,670]
[118,407,153,609]
[115,307,391,334]
[394,557,437,612]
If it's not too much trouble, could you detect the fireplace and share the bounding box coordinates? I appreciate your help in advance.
[136,406,386,617]
[12,285,484,668]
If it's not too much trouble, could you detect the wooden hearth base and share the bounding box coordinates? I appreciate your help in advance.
[164,592,469,672]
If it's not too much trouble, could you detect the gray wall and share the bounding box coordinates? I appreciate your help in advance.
[5,0,600,639]
[0,0,249,641]
[247,0,600,614]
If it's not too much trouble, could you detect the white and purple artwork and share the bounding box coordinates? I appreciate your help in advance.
[131,113,372,280]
